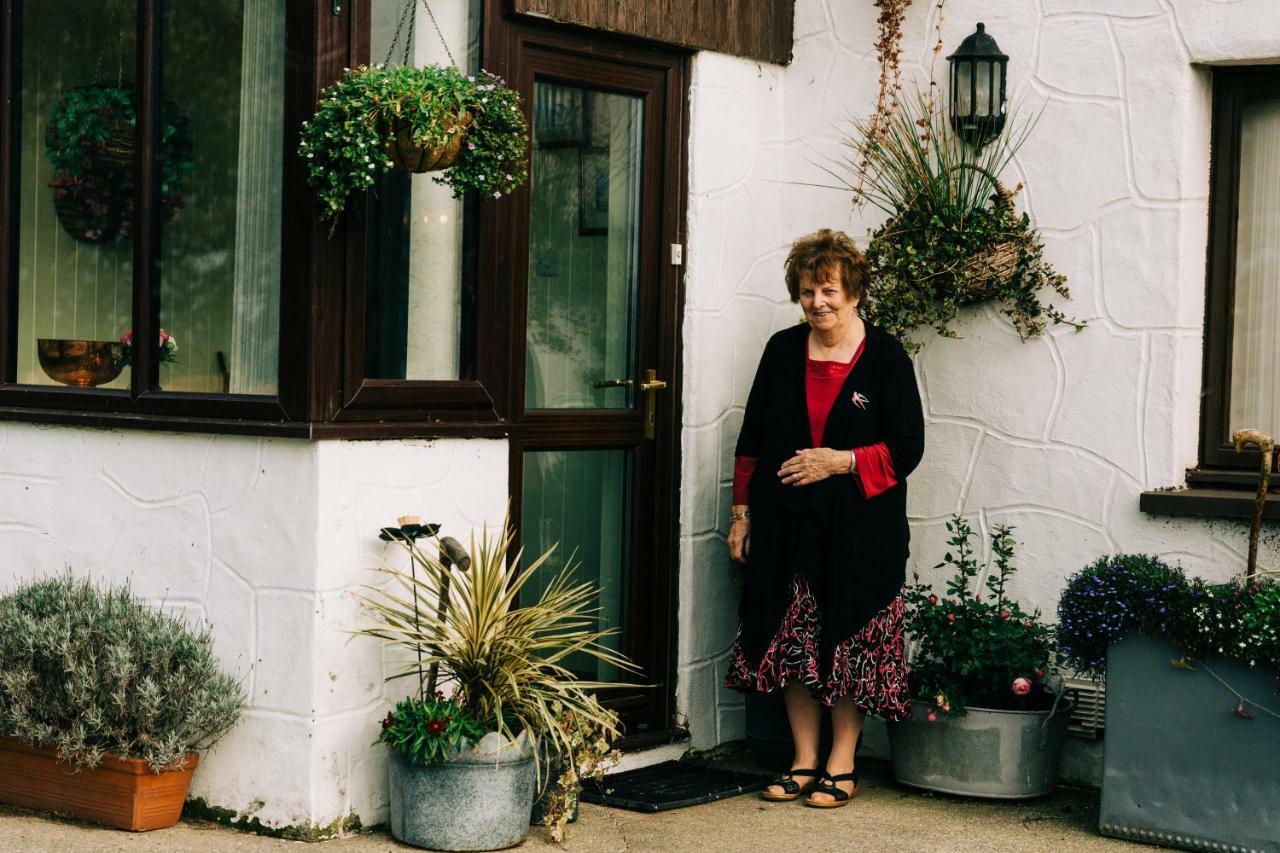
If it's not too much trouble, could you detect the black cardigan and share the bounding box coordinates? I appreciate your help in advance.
[734,321,925,663]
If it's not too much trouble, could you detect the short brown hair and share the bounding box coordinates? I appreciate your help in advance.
[783,229,870,303]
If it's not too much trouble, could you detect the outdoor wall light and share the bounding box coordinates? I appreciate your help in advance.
[947,22,1009,146]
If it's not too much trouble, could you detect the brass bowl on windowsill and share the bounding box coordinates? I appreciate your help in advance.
[36,339,125,387]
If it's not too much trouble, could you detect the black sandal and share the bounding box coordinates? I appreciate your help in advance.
[759,768,820,802]
[804,770,859,809]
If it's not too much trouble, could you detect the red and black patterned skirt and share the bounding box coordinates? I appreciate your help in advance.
[725,575,911,720]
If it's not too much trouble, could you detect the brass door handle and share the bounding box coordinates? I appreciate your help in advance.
[641,369,667,439]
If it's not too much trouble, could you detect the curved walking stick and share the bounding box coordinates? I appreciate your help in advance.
[1231,428,1272,581]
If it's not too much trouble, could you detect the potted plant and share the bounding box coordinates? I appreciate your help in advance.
[887,515,1072,798]
[299,64,528,220]
[1058,560,1278,850]
[833,87,1082,353]
[44,83,193,243]
[0,574,243,831]
[357,518,632,851]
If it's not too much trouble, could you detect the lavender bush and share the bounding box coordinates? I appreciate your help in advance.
[0,575,244,771]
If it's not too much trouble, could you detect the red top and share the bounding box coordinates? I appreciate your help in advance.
[732,336,897,504]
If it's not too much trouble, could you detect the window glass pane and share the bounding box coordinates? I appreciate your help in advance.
[524,84,643,410]
[364,0,481,380]
[16,0,136,389]
[519,449,632,682]
[158,0,284,395]
[1228,95,1280,435]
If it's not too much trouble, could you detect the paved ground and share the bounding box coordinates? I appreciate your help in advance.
[0,760,1154,853]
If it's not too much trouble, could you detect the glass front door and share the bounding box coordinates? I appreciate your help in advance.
[502,28,685,738]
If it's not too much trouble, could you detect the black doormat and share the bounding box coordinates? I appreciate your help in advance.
[579,760,773,812]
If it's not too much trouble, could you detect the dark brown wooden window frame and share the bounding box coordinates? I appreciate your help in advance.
[0,1,516,437]
[1199,66,1280,472]
[1143,66,1280,519]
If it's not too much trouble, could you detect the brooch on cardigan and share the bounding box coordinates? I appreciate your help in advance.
[851,392,869,410]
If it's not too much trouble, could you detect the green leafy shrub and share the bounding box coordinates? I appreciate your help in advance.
[1058,556,1280,676]
[377,693,485,765]
[0,575,244,771]
[299,64,528,218]
[833,88,1082,352]
[903,515,1055,717]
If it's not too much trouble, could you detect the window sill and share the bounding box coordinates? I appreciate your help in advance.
[1139,486,1280,520]
[0,406,511,440]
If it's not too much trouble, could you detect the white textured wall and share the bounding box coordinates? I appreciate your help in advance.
[0,423,507,831]
[677,0,1280,750]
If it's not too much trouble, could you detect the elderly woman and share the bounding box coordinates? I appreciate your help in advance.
[724,228,924,808]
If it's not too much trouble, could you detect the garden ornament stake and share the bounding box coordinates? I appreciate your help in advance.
[378,517,471,697]
[1231,428,1272,581]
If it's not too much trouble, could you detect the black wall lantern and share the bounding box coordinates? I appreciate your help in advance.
[947,22,1008,146]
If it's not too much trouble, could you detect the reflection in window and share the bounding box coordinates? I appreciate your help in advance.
[1228,95,1280,434]
[524,84,643,410]
[14,0,285,396]
[159,0,284,395]
[365,0,482,381]
[16,1,138,389]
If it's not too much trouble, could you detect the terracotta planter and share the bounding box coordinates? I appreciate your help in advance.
[0,737,197,831]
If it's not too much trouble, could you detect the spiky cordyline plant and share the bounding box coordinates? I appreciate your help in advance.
[356,523,637,764]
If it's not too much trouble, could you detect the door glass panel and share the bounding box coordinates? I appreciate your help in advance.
[525,83,643,410]
[520,450,632,681]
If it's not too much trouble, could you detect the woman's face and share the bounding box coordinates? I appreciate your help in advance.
[798,268,858,332]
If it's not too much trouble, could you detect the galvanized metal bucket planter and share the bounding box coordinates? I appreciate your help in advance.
[388,732,537,851]
[887,698,1072,798]
[1100,634,1280,853]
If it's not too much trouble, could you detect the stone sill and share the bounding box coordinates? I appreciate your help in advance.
[1139,486,1280,520]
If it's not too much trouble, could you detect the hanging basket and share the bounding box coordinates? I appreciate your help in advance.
[958,182,1021,304]
[93,121,136,169]
[384,112,473,174]
[51,190,120,244]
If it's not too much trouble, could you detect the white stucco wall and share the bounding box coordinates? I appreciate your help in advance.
[0,423,507,831]
[677,0,1280,752]
[4,0,1280,832]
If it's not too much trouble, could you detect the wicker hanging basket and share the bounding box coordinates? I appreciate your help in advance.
[384,112,473,174]
[52,191,120,244]
[93,121,136,169]
[959,182,1021,304]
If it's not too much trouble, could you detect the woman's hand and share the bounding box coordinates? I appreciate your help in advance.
[778,448,852,487]
[728,515,751,564]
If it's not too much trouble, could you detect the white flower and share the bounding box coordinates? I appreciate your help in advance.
[493,191,501,198]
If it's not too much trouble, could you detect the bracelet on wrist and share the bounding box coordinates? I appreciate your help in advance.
[730,510,751,523]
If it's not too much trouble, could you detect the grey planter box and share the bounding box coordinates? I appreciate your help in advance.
[1101,634,1280,853]
[887,698,1072,799]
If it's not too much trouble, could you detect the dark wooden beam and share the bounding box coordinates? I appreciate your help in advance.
[508,0,793,65]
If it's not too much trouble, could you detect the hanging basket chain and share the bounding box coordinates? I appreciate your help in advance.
[381,0,459,69]
[382,0,415,67]
[419,0,458,69]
